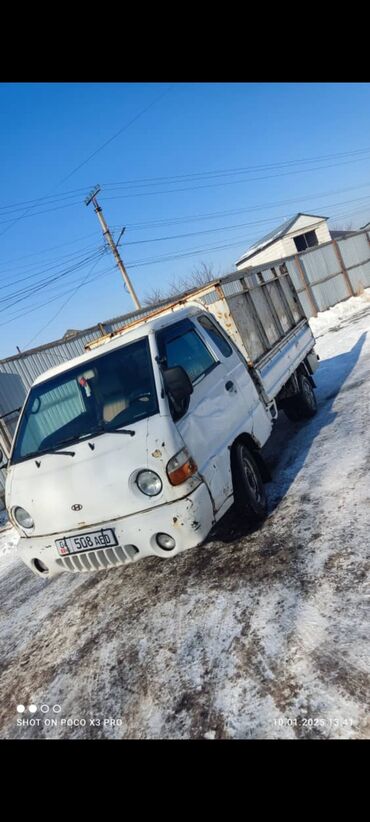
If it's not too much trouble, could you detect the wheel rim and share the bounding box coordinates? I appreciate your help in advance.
[302,376,316,410]
[242,452,262,503]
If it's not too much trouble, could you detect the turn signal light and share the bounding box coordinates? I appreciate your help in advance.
[167,448,198,486]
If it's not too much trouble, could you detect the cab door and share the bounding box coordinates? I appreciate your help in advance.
[156,316,256,513]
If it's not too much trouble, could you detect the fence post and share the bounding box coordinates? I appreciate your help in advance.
[332,239,355,297]
[294,255,319,317]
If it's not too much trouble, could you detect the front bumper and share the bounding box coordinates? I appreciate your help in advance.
[17,482,215,579]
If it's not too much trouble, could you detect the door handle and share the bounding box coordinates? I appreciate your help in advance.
[225,380,235,392]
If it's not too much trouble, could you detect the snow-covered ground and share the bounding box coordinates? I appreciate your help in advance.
[0,293,369,739]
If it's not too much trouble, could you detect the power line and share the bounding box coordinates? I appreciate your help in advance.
[111,193,370,249]
[0,142,369,216]
[24,254,106,348]
[101,145,370,186]
[0,250,106,312]
[0,242,102,284]
[99,155,370,200]
[0,86,172,239]
[56,87,172,188]
[116,180,370,231]
[1,147,370,229]
[0,198,84,227]
[0,264,117,330]
[0,187,89,215]
[0,231,99,269]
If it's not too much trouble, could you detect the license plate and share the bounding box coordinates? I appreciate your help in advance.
[55,528,118,556]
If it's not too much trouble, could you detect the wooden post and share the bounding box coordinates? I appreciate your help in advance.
[332,239,355,297]
[294,255,319,318]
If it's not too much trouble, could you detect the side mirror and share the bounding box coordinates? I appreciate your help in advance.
[162,366,193,404]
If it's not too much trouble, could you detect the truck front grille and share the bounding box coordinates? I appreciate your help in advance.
[55,544,136,573]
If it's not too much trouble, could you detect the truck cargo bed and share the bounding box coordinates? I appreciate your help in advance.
[195,265,315,402]
[86,261,315,404]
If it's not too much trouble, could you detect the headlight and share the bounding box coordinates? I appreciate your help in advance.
[136,470,162,497]
[13,506,34,530]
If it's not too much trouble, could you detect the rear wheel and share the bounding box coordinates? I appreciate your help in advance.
[233,443,268,524]
[284,372,317,421]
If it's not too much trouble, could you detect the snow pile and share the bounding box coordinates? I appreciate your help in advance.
[0,525,19,575]
[309,288,370,338]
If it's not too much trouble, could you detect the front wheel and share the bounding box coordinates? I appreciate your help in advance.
[232,443,268,524]
[284,372,317,421]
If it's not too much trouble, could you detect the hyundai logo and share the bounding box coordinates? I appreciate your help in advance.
[71,504,83,511]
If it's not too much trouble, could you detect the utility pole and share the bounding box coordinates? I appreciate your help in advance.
[85,185,141,310]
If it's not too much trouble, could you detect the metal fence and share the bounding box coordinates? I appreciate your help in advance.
[283,229,370,318]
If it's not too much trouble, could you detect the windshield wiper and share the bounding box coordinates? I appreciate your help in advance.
[103,426,136,436]
[79,424,136,438]
[34,447,75,466]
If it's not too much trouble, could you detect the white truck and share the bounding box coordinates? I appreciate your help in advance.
[4,265,319,579]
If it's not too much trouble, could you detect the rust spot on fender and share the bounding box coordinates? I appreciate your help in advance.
[152,449,162,458]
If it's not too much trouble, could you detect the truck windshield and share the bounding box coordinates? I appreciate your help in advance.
[11,337,158,463]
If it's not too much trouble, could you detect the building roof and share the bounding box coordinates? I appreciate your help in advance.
[235,212,328,266]
[330,229,357,240]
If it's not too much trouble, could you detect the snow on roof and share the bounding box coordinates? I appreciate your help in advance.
[236,212,328,266]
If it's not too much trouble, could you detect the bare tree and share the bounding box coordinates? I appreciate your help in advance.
[143,261,218,306]
[142,287,166,307]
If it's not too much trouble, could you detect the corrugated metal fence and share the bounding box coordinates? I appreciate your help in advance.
[284,229,370,318]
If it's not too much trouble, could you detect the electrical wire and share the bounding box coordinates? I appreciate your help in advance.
[0,243,104,284]
[0,143,370,218]
[24,254,108,348]
[0,250,106,312]
[0,86,172,238]
[0,264,117,331]
[1,147,370,227]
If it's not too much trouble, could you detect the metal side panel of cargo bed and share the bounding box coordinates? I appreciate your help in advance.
[252,319,314,402]
[197,264,315,403]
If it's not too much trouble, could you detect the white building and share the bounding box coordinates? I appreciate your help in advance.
[236,213,331,271]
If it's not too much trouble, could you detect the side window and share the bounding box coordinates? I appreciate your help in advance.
[197,315,233,358]
[166,329,217,383]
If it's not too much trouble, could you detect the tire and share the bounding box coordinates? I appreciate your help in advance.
[284,371,317,421]
[233,443,268,524]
